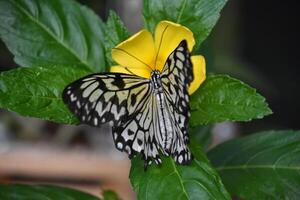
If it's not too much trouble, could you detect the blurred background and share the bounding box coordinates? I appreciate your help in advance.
[0,0,299,199]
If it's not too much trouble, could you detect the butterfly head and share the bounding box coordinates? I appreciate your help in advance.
[150,70,162,90]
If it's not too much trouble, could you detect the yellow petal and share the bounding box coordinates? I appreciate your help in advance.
[189,55,206,95]
[112,30,155,76]
[154,21,195,71]
[110,65,151,78]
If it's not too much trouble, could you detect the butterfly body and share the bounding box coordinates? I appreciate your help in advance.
[63,40,193,167]
[150,70,163,91]
[150,70,174,155]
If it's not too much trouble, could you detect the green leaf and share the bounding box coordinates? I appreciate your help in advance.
[207,130,300,200]
[102,190,120,200]
[0,65,89,124]
[190,125,212,151]
[129,139,231,200]
[0,0,105,72]
[143,0,227,49]
[104,11,130,69]
[0,184,100,200]
[190,75,272,126]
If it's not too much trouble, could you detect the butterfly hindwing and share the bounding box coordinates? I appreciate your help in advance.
[63,73,150,127]
[112,93,161,165]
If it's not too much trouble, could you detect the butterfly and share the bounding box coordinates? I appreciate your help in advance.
[63,40,194,168]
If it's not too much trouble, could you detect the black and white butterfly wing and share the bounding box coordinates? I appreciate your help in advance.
[62,40,194,167]
[112,93,162,166]
[160,40,193,164]
[63,73,151,127]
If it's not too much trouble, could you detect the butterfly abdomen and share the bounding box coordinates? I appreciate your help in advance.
[155,91,173,153]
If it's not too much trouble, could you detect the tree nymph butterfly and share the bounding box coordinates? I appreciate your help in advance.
[63,40,193,168]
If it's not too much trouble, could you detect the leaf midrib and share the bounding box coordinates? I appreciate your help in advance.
[170,160,189,199]
[192,100,269,110]
[176,0,187,23]
[10,0,92,71]
[1,92,61,101]
[217,165,300,171]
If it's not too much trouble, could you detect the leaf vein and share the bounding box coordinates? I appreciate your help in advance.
[10,0,92,71]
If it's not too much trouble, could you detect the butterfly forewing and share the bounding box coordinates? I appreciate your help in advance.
[160,40,193,163]
[63,73,150,127]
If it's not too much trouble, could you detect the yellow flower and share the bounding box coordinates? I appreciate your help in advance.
[110,21,206,94]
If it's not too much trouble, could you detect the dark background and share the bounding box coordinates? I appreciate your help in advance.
[240,0,300,132]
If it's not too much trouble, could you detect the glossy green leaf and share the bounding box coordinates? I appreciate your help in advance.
[0,0,105,72]
[143,0,227,49]
[104,11,130,69]
[130,139,231,200]
[0,65,89,124]
[190,75,272,126]
[0,184,100,200]
[208,130,300,200]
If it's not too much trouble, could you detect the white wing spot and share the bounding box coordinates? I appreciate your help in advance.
[95,102,103,115]
[185,94,189,101]
[117,142,123,149]
[94,118,98,126]
[125,146,131,154]
[103,92,114,101]
[83,77,96,82]
[70,94,77,102]
[113,132,118,140]
[176,60,183,69]
[178,155,183,163]
[176,52,185,61]
[89,89,102,102]
[83,82,99,98]
[80,80,94,89]
[177,47,184,51]
[85,104,89,113]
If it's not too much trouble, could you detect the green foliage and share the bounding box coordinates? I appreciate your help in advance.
[130,139,231,200]
[143,0,227,50]
[0,0,105,72]
[104,11,130,68]
[1,0,294,199]
[189,125,212,151]
[190,75,272,126]
[208,130,300,200]
[0,184,100,200]
[102,190,120,200]
[0,65,88,124]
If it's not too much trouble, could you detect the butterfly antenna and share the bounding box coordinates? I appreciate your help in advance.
[154,25,169,70]
[113,48,153,71]
[125,67,135,75]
